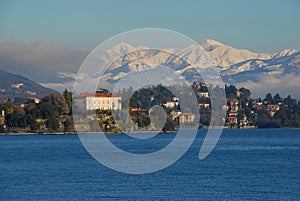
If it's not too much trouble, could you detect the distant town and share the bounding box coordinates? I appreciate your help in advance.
[0,82,300,134]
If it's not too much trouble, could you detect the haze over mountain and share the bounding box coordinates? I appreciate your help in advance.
[0,40,299,98]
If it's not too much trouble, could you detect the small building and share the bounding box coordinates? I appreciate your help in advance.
[179,113,195,124]
[197,92,209,98]
[267,104,280,117]
[227,116,237,125]
[74,92,121,110]
[11,83,24,89]
[25,91,37,96]
[164,100,179,108]
[227,110,238,126]
[222,105,229,111]
[253,102,263,109]
[30,98,41,104]
[199,103,210,108]
[0,110,6,128]
[130,108,148,113]
[170,110,181,120]
[239,115,248,127]
[150,96,155,102]
[229,99,239,111]
[228,111,238,117]
[229,99,239,107]
[267,104,280,111]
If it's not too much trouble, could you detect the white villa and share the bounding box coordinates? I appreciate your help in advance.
[74,92,121,110]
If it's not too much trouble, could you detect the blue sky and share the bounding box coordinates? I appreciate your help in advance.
[0,0,299,52]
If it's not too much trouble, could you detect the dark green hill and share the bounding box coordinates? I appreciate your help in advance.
[0,69,58,99]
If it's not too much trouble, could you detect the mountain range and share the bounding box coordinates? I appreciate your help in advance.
[86,39,299,86]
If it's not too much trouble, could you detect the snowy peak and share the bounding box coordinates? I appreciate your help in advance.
[96,39,299,84]
[272,49,298,58]
[106,42,136,56]
[200,39,272,68]
[201,39,226,48]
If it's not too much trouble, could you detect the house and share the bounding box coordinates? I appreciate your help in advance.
[267,104,280,111]
[11,83,24,89]
[253,102,263,109]
[0,110,6,128]
[25,91,37,96]
[74,92,121,110]
[150,96,155,102]
[229,99,239,107]
[27,98,41,104]
[198,103,210,108]
[229,99,239,111]
[267,104,280,117]
[179,113,195,124]
[227,110,238,126]
[239,115,248,127]
[130,108,148,112]
[170,110,181,120]
[227,116,238,125]
[228,111,238,117]
[164,100,179,108]
[222,105,229,111]
[197,92,209,98]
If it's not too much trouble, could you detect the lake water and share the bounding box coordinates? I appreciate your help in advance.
[1,129,300,200]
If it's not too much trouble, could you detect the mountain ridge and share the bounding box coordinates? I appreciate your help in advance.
[0,69,58,99]
[94,39,299,85]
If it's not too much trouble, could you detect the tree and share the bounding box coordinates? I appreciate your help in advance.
[163,117,176,132]
[239,87,251,100]
[64,117,74,132]
[63,89,72,114]
[27,114,40,131]
[43,93,70,115]
[6,110,27,129]
[225,85,238,99]
[264,93,273,104]
[46,115,59,131]
[273,93,282,103]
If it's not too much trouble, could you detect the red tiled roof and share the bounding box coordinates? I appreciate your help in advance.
[74,93,120,98]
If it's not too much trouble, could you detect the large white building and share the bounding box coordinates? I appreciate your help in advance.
[74,93,121,110]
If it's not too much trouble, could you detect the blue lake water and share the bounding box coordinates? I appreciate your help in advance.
[1,129,300,200]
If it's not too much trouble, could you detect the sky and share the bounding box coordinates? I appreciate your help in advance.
[0,0,299,98]
[0,0,300,53]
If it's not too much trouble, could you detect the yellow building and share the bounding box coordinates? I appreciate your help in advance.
[179,113,195,124]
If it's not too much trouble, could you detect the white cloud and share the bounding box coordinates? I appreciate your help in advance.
[41,81,75,93]
[56,72,88,80]
[238,73,300,99]
[42,76,112,94]
[0,41,89,83]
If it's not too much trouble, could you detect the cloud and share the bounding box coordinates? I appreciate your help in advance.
[41,81,75,93]
[42,76,112,94]
[56,72,88,80]
[0,41,89,83]
[238,73,300,99]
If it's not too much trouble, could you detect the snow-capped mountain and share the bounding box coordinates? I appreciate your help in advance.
[220,49,300,83]
[94,40,299,85]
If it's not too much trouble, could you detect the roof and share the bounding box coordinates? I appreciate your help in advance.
[74,93,121,98]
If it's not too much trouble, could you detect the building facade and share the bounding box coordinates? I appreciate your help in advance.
[74,93,121,110]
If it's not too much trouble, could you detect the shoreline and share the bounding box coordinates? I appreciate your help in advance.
[1,127,300,136]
